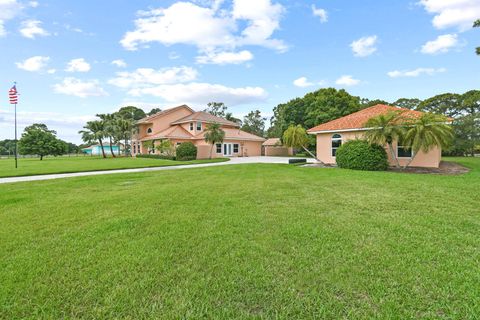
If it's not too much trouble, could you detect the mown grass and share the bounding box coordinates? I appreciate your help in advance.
[0,157,478,319]
[0,156,228,178]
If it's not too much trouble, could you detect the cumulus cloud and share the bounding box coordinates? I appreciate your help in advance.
[108,66,198,88]
[16,56,50,72]
[19,20,49,38]
[120,0,286,64]
[65,58,91,72]
[387,67,446,78]
[418,0,480,31]
[0,0,23,36]
[335,75,360,86]
[420,33,459,54]
[111,59,127,68]
[53,78,108,98]
[350,35,378,57]
[312,5,328,23]
[127,82,267,106]
[293,76,325,88]
[196,50,253,64]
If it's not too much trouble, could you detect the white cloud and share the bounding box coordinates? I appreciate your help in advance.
[29,1,39,7]
[53,78,108,98]
[196,50,253,64]
[293,76,325,88]
[111,59,127,68]
[312,5,328,23]
[418,0,480,31]
[19,20,49,38]
[128,82,267,106]
[15,56,50,72]
[47,68,56,74]
[169,51,180,60]
[65,58,91,72]
[231,0,286,51]
[120,0,286,63]
[108,66,198,88]
[335,75,360,86]
[420,33,459,54]
[350,35,378,57]
[387,67,447,78]
[0,0,23,36]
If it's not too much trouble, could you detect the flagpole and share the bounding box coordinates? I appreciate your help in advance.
[14,102,18,169]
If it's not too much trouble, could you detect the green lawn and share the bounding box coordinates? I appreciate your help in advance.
[0,157,479,319]
[0,156,228,178]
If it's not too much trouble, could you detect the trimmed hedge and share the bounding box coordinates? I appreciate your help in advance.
[176,142,197,161]
[136,154,175,160]
[335,140,388,171]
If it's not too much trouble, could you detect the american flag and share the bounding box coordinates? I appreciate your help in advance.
[9,84,18,105]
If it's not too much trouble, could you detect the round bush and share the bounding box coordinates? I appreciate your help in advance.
[335,140,388,171]
[176,142,197,161]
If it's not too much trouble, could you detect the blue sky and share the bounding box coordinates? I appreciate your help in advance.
[1,0,479,143]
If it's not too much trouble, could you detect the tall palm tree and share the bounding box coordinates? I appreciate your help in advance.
[114,117,133,156]
[97,113,117,157]
[79,120,107,158]
[204,122,225,159]
[402,113,453,168]
[282,124,319,161]
[364,111,406,168]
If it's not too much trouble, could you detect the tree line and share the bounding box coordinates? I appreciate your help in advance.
[267,88,479,156]
[0,124,79,159]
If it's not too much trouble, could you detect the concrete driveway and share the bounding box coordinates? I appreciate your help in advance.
[0,156,317,184]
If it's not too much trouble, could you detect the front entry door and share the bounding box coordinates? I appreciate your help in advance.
[223,143,233,156]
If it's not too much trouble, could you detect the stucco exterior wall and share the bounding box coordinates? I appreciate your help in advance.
[315,130,442,168]
[138,108,193,139]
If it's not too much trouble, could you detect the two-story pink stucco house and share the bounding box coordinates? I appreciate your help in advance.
[307,104,444,168]
[132,105,265,159]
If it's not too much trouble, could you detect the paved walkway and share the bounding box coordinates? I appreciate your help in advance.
[0,157,317,184]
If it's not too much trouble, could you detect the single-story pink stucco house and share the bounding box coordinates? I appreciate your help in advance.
[132,105,265,159]
[307,104,444,168]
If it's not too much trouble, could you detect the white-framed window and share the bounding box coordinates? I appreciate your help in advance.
[176,142,182,148]
[196,121,202,131]
[147,127,153,134]
[397,140,413,158]
[216,143,222,154]
[331,134,342,157]
[189,122,194,131]
[233,144,239,153]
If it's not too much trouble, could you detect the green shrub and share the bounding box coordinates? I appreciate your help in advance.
[336,139,388,171]
[176,142,197,161]
[136,154,175,160]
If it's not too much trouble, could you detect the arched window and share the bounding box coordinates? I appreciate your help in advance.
[331,134,342,157]
[147,127,153,134]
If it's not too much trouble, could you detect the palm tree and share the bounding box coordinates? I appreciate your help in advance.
[97,114,117,157]
[79,120,107,158]
[114,117,133,156]
[402,113,453,168]
[364,111,406,168]
[204,122,225,159]
[282,125,319,161]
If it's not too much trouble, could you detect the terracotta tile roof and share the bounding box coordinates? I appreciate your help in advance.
[140,125,193,141]
[136,105,194,124]
[194,127,265,141]
[263,138,282,146]
[171,111,240,127]
[307,104,425,133]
